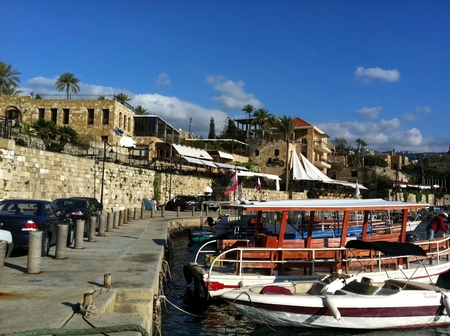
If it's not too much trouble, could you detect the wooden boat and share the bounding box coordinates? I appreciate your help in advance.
[183,198,450,300]
[222,241,450,330]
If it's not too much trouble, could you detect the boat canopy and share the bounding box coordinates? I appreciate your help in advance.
[345,240,427,257]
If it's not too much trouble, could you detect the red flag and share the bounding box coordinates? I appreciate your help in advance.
[254,177,262,192]
[224,168,238,195]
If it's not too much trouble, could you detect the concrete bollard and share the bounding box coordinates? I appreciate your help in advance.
[177,206,180,217]
[98,214,106,236]
[0,240,7,281]
[218,207,222,216]
[88,216,97,242]
[140,205,144,219]
[82,292,93,314]
[104,273,111,288]
[205,207,209,216]
[27,231,42,274]
[118,210,124,226]
[124,209,128,224]
[133,207,137,220]
[161,207,165,217]
[113,211,119,229]
[55,224,68,260]
[151,207,155,218]
[192,207,195,216]
[107,212,114,232]
[128,208,132,221]
[74,219,85,249]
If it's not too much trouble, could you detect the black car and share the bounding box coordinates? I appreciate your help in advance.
[197,195,219,212]
[71,197,103,213]
[53,198,101,235]
[0,199,73,256]
[165,196,200,211]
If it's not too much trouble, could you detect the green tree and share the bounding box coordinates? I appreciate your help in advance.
[208,117,216,139]
[274,115,296,191]
[0,61,21,96]
[222,117,239,140]
[2,82,23,96]
[252,108,271,139]
[32,119,58,150]
[355,138,368,157]
[134,105,147,115]
[57,125,79,150]
[115,93,131,104]
[55,72,80,99]
[97,95,106,100]
[242,104,255,139]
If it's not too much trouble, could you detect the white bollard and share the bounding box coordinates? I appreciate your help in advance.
[27,231,42,274]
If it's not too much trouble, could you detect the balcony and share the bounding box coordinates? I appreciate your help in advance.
[314,159,331,169]
[314,140,332,154]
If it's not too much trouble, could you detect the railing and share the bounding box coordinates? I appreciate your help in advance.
[194,237,450,279]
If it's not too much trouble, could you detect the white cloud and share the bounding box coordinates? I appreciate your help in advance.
[401,106,433,122]
[132,93,228,135]
[355,67,401,84]
[355,106,382,119]
[316,118,442,152]
[156,73,171,86]
[205,75,263,110]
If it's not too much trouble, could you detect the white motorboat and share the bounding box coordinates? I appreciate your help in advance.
[222,240,450,330]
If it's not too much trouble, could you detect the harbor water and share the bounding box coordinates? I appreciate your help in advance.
[162,234,450,335]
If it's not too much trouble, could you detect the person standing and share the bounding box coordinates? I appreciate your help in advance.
[426,212,449,240]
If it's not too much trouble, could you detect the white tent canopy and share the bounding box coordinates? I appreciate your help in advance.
[292,151,367,190]
[237,171,281,191]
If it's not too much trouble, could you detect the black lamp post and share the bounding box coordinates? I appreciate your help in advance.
[100,140,107,207]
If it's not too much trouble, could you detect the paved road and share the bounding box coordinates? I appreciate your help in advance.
[0,210,201,335]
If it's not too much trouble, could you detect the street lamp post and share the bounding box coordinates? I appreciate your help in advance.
[100,140,107,207]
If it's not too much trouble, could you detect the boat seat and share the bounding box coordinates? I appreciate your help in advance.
[261,285,293,295]
[361,277,373,286]
[307,281,328,295]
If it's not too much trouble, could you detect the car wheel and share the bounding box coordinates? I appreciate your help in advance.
[41,232,51,257]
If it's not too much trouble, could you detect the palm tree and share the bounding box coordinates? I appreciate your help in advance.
[115,93,131,105]
[134,105,147,115]
[252,108,271,139]
[32,119,58,150]
[55,72,80,99]
[242,104,255,139]
[355,138,368,156]
[97,95,106,100]
[58,125,79,150]
[0,62,21,96]
[2,83,23,96]
[274,115,296,191]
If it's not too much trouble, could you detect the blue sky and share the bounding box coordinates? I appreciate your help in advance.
[1,0,450,153]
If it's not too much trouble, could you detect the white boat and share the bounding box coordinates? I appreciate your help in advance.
[184,198,450,300]
[222,240,450,330]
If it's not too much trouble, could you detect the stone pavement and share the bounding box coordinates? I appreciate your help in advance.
[0,210,201,335]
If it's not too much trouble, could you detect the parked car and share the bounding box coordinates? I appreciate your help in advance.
[71,197,103,213]
[0,199,73,256]
[53,198,101,235]
[197,195,219,212]
[165,196,200,211]
[0,228,14,258]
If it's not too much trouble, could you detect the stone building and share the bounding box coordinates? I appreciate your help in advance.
[248,116,333,179]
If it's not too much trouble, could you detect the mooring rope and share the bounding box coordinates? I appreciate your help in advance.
[0,324,149,336]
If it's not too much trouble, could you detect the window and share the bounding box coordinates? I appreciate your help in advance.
[274,149,280,156]
[301,138,307,144]
[88,109,94,125]
[102,109,109,125]
[51,108,57,123]
[38,108,45,120]
[351,170,358,178]
[254,149,260,156]
[119,112,122,128]
[63,109,69,124]
[123,115,127,132]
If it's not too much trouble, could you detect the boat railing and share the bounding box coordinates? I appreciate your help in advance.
[196,237,450,278]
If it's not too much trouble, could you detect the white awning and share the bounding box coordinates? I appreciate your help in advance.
[172,144,213,160]
[218,151,234,160]
[214,162,249,171]
[182,156,217,168]
[119,136,136,148]
[200,159,217,168]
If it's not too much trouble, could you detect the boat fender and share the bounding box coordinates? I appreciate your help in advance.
[442,294,450,315]
[183,265,193,284]
[325,296,341,321]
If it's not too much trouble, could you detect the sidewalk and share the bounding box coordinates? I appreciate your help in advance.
[0,210,200,335]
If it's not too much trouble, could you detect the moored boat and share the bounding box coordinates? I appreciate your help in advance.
[184,198,450,300]
[221,240,450,330]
